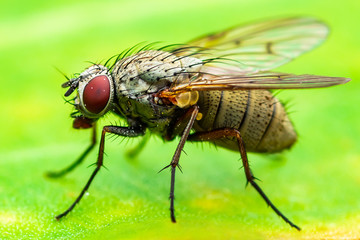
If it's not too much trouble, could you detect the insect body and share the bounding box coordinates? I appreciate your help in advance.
[51,17,350,230]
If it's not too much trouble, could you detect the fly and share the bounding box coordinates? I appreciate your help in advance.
[49,17,350,230]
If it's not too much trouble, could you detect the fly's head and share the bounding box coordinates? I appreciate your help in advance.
[62,65,115,129]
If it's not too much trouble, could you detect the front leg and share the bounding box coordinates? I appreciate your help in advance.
[47,124,97,178]
[55,124,146,220]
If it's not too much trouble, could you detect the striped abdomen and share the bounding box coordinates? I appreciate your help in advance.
[193,90,297,153]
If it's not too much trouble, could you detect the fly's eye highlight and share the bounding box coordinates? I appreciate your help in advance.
[83,75,111,114]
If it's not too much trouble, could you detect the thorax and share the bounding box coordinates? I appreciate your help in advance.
[110,50,202,135]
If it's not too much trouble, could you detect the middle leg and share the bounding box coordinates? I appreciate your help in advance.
[160,105,200,223]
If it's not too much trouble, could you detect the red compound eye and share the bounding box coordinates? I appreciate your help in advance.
[83,75,111,114]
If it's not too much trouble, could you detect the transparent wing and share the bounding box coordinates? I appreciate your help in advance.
[159,71,350,98]
[173,17,329,73]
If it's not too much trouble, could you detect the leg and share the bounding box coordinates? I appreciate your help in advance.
[55,124,145,220]
[188,128,301,231]
[160,106,199,223]
[47,125,97,178]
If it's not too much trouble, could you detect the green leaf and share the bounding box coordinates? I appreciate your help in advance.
[1,0,360,239]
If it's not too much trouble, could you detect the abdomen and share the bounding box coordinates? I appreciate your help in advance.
[193,90,297,153]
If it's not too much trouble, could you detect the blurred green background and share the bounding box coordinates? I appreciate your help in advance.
[0,0,359,239]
